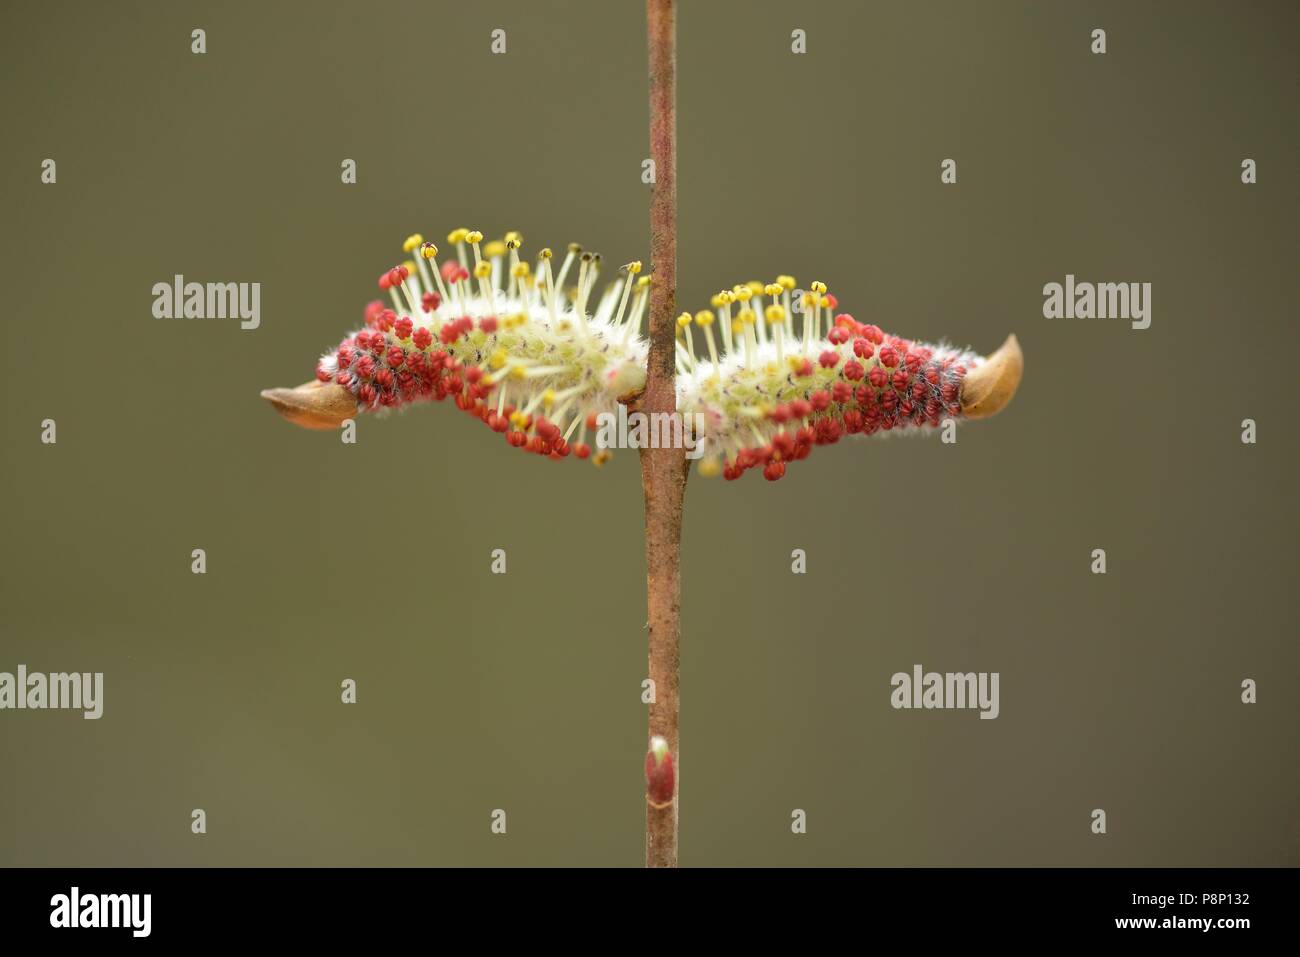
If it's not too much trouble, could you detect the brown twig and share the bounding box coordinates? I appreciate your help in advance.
[642,0,685,869]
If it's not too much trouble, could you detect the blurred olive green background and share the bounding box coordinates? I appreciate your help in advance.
[2,0,1296,866]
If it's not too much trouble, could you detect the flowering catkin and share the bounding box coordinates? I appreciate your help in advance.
[269,227,1018,481]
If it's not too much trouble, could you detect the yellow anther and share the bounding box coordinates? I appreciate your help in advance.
[677,312,692,328]
[539,247,553,260]
[509,312,528,327]
[567,242,583,253]
[489,350,508,370]
[698,458,721,478]
[592,449,612,468]
[484,240,507,258]
[510,365,528,381]
[710,293,724,308]
[625,260,643,275]
[747,280,764,295]
[810,280,827,294]
[717,290,735,305]
[448,228,469,244]
[777,275,796,291]
[542,389,556,408]
[738,308,756,325]
[402,260,418,276]
[421,242,439,259]
[732,285,752,301]
[765,304,786,324]
[403,234,424,252]
[474,261,492,279]
[694,310,715,326]
[511,262,530,278]
[637,276,651,288]
[504,231,523,246]
[818,294,831,308]
[801,292,816,307]
[731,319,744,335]
[510,410,530,428]
[764,283,783,297]
[466,230,484,245]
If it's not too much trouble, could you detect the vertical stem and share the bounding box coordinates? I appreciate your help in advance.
[643,0,685,869]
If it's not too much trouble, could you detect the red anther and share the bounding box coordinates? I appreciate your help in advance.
[378,272,391,290]
[794,442,811,460]
[444,375,463,393]
[736,448,755,469]
[465,366,483,384]
[773,431,796,457]
[454,393,474,410]
[925,398,942,418]
[791,398,812,418]
[827,327,850,345]
[904,352,923,373]
[843,408,864,433]
[810,390,831,412]
[573,442,591,459]
[356,355,375,378]
[440,260,460,283]
[535,418,560,441]
[336,345,355,368]
[552,438,570,457]
[358,383,376,405]
[585,412,599,431]
[834,312,855,328]
[722,464,740,481]
[421,291,441,313]
[771,403,791,423]
[763,460,786,481]
[375,369,394,388]
[387,346,406,368]
[439,324,460,345]
[862,324,884,344]
[335,372,351,386]
[525,434,546,454]
[364,300,385,325]
[855,385,875,407]
[831,381,853,404]
[480,316,498,334]
[819,350,841,369]
[868,366,888,389]
[412,327,432,350]
[378,309,396,332]
[891,369,909,391]
[393,317,413,340]
[795,358,815,378]
[796,426,815,446]
[315,365,332,383]
[853,338,874,360]
[822,293,837,310]
[842,359,864,381]
[924,365,940,385]
[880,389,898,411]
[430,350,448,365]
[954,365,967,377]
[912,380,928,399]
[878,345,898,368]
[940,382,958,403]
